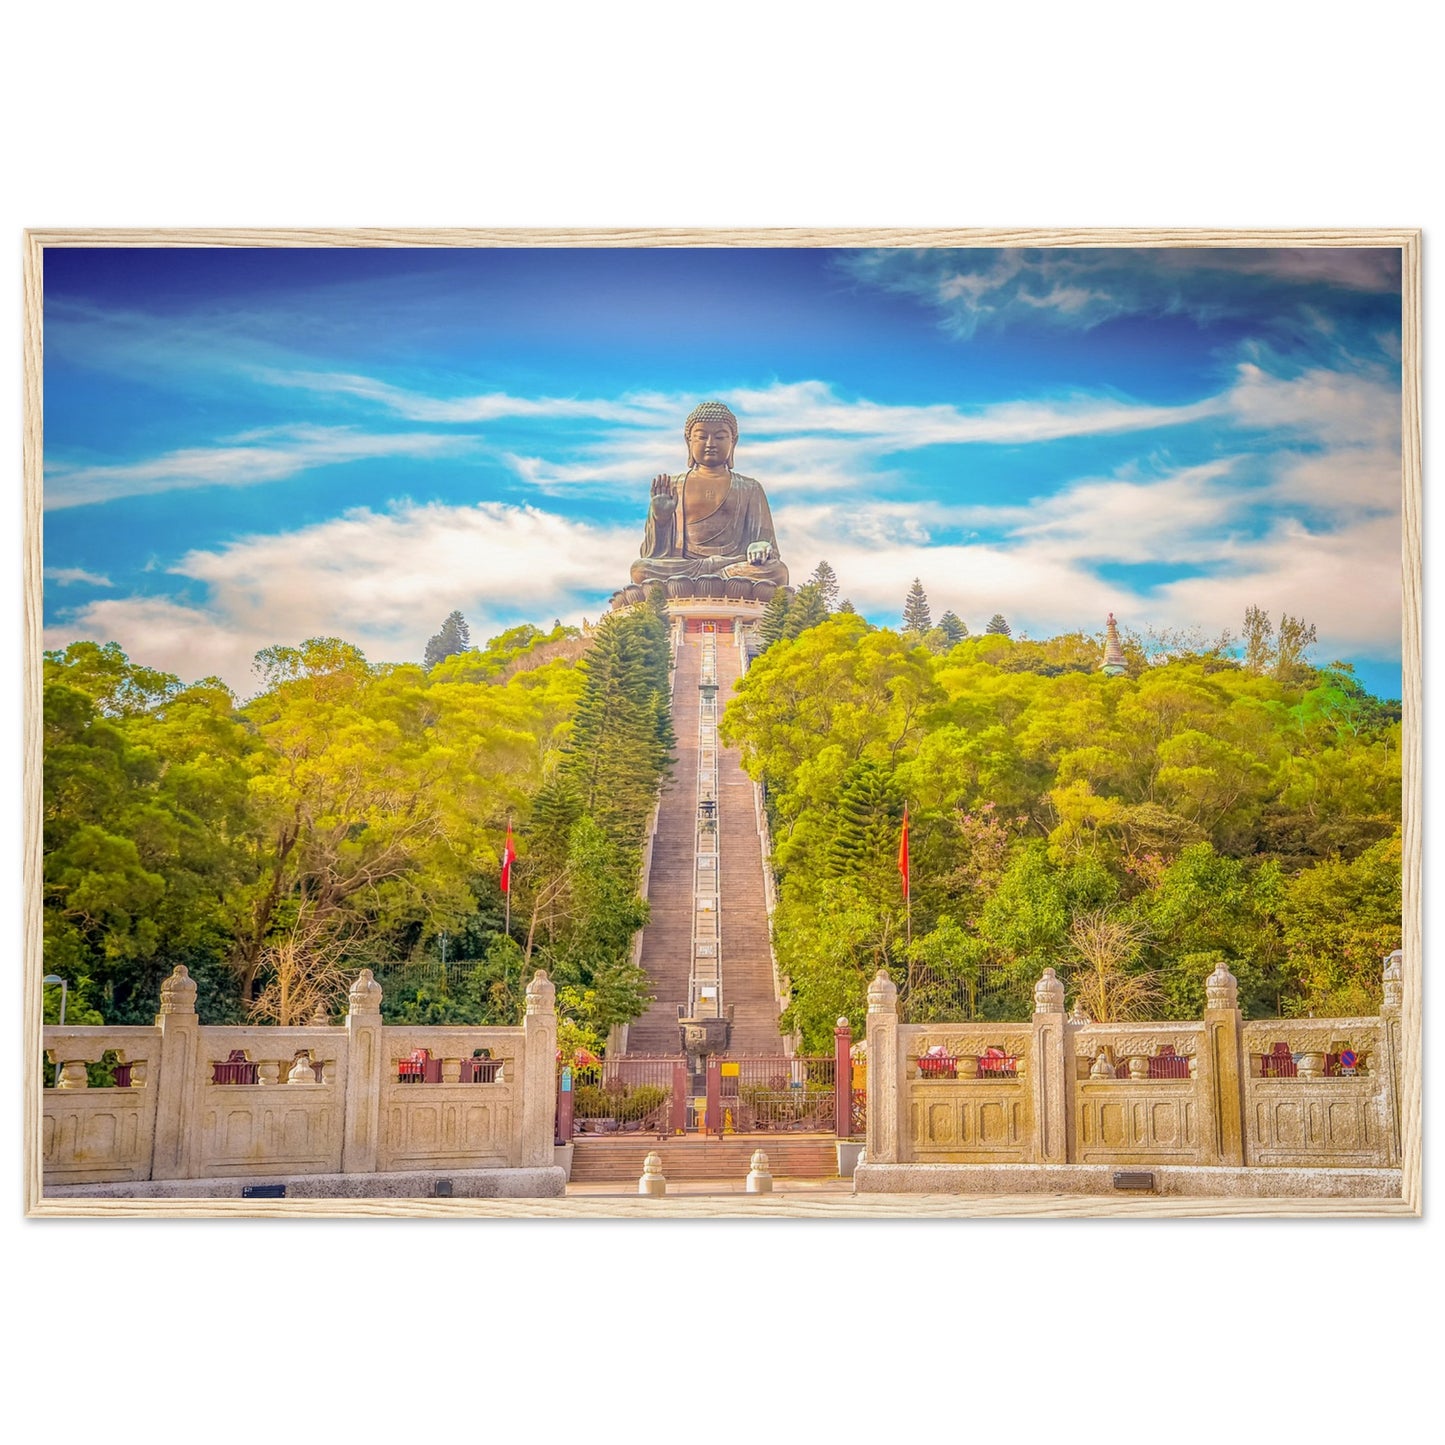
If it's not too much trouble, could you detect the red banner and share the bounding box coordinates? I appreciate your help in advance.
[501,821,517,894]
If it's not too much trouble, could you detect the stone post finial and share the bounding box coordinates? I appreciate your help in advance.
[867,968,898,1015]
[1068,998,1092,1025]
[526,969,556,1016]
[1205,962,1239,1011]
[1382,950,1403,1012]
[348,968,383,1016]
[639,1151,666,1197]
[1033,967,1065,1016]
[158,964,198,1015]
[747,1149,773,1194]
[311,1000,331,1026]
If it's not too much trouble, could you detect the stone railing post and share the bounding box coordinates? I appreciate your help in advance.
[1380,949,1404,1165]
[1030,968,1068,1164]
[833,1017,853,1138]
[342,969,384,1174]
[1201,963,1245,1166]
[520,970,557,1167]
[865,969,900,1164]
[151,965,200,1181]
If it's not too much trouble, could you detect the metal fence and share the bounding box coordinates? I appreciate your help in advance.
[558,1052,859,1139]
[720,1056,836,1133]
[567,1055,681,1135]
[897,965,1015,1024]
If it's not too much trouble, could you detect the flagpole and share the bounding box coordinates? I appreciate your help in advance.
[901,801,912,947]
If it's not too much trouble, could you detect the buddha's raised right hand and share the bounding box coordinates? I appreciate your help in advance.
[650,473,677,514]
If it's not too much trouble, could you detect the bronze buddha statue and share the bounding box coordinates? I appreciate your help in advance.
[629,401,790,591]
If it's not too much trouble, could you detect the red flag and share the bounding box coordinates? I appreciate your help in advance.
[501,821,517,894]
[898,806,910,900]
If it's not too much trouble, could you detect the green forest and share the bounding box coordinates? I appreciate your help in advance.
[43,577,1402,1057]
[720,594,1402,1050]
[42,592,674,1059]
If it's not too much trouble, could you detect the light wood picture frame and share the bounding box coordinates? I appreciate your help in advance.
[23,227,1422,1219]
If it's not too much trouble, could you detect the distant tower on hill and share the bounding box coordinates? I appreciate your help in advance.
[1101,612,1128,676]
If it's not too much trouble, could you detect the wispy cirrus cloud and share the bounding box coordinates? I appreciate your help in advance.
[44,425,473,510]
[839,248,1403,339]
[256,369,673,426]
[43,566,113,587]
[267,371,1232,499]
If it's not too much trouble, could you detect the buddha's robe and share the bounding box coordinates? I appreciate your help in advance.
[630,471,790,586]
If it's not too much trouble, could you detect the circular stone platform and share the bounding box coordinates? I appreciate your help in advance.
[608,577,785,611]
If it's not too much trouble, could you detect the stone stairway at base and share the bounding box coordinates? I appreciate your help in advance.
[622,629,786,1058]
[568,1135,838,1184]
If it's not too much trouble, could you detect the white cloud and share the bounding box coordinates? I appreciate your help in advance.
[957,459,1246,565]
[43,566,113,587]
[1151,513,1402,657]
[44,425,473,509]
[775,461,1401,667]
[44,501,637,693]
[1225,362,1402,450]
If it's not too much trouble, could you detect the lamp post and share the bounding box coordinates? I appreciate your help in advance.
[43,974,68,1088]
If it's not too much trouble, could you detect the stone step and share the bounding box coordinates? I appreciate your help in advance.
[568,1134,839,1183]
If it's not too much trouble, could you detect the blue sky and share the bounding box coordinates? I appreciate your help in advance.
[42,245,1405,698]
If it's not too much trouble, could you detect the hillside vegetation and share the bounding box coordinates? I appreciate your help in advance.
[719,613,1402,1049]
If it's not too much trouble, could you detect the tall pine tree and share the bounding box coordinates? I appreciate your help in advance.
[823,760,904,886]
[424,611,471,668]
[985,613,1012,636]
[783,582,828,639]
[808,560,840,613]
[759,588,792,648]
[902,579,932,635]
[560,609,674,853]
[938,611,967,645]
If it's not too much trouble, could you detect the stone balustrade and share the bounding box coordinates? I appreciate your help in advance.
[42,965,558,1188]
[865,958,1403,1177]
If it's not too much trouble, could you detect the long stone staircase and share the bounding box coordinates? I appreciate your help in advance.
[715,637,787,1055]
[623,636,703,1054]
[621,626,786,1057]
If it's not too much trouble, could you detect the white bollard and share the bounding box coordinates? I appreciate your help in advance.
[639,1151,667,1196]
[746,1148,773,1193]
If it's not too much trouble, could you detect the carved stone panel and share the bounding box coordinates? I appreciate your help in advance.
[1244,1078,1387,1166]
[907,1083,1031,1162]
[41,1087,157,1184]
[1074,1082,1201,1163]
[379,1086,516,1171]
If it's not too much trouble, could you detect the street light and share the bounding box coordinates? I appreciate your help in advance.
[43,974,67,1088]
[42,974,67,1026]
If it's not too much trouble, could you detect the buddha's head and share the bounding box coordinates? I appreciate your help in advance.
[684,400,738,470]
